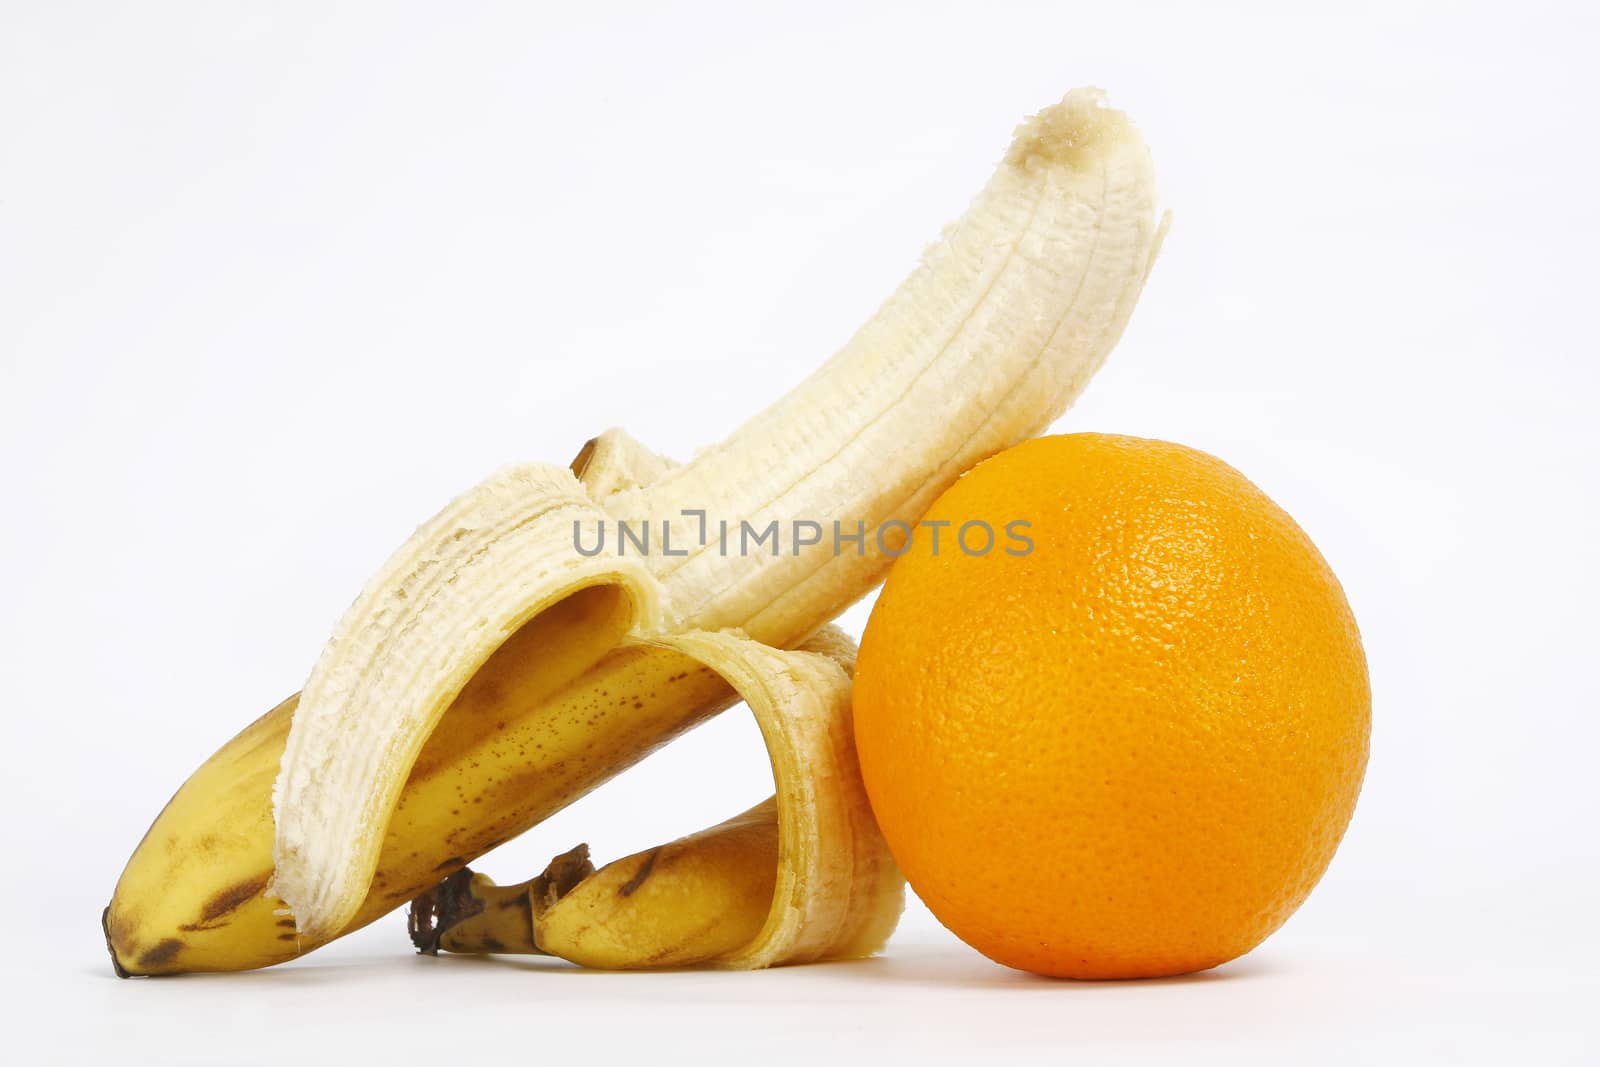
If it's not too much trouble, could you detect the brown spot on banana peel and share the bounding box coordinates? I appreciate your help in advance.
[616,848,661,898]
[179,874,271,932]
[135,939,185,970]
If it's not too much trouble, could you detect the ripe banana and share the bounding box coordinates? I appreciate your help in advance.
[105,88,1165,975]
[413,801,783,968]
[414,627,900,969]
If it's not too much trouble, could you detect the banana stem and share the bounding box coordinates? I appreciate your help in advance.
[409,845,594,956]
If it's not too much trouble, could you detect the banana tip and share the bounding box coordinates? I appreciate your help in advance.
[102,906,132,979]
[1005,87,1131,172]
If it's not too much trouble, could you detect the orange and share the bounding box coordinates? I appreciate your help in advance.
[853,433,1370,979]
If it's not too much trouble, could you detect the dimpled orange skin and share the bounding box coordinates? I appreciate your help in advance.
[853,433,1370,979]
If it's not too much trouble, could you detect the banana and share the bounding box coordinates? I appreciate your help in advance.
[102,615,742,975]
[105,88,1165,974]
[414,626,900,970]
[413,802,780,967]
[104,446,738,974]
[531,800,792,968]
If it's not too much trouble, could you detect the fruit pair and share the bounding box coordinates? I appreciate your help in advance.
[105,91,1369,983]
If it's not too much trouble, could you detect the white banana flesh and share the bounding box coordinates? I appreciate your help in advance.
[616,91,1165,642]
[271,88,1165,962]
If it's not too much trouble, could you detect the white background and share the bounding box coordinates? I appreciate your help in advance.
[3,1,1596,1063]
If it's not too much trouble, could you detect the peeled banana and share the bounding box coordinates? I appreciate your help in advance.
[104,88,1164,975]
